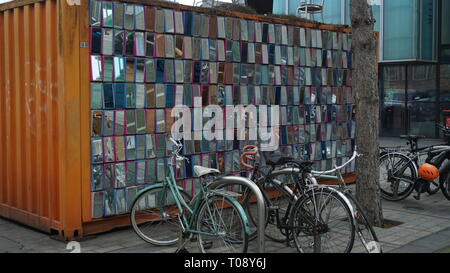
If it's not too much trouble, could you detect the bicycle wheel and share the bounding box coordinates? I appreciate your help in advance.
[427,179,440,195]
[346,195,382,253]
[196,194,249,253]
[130,186,191,246]
[242,183,294,243]
[440,170,450,201]
[289,187,355,253]
[379,153,416,201]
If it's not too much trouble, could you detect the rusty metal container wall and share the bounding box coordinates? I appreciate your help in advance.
[0,0,63,234]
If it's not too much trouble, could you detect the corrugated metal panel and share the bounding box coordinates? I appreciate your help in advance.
[0,0,63,233]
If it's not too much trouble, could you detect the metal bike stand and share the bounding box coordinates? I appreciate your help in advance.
[208,176,266,253]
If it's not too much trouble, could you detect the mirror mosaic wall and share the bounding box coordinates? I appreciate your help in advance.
[89,0,355,218]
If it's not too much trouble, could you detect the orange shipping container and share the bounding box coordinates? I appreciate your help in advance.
[0,0,355,240]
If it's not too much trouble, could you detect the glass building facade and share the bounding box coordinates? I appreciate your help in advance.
[273,0,449,138]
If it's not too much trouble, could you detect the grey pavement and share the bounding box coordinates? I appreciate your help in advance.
[1,137,450,253]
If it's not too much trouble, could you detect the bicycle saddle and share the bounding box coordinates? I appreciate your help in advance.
[194,165,221,177]
[399,135,427,142]
[262,151,314,169]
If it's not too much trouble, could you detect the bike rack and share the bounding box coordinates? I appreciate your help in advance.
[208,176,266,253]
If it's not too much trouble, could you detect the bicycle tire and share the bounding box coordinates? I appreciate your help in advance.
[196,194,249,253]
[439,161,450,201]
[379,153,416,201]
[130,185,192,246]
[289,187,355,253]
[242,182,294,243]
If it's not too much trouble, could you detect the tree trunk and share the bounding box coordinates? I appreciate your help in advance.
[350,0,384,227]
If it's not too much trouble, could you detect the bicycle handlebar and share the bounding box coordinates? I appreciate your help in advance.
[311,150,361,175]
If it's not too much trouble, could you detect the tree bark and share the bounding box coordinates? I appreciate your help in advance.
[350,0,384,227]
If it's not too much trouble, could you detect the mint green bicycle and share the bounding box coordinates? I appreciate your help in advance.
[130,137,250,253]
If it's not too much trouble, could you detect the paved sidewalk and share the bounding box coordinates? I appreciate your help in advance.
[1,137,450,253]
[1,187,450,253]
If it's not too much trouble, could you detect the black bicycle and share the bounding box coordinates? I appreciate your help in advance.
[379,124,450,201]
[240,145,356,253]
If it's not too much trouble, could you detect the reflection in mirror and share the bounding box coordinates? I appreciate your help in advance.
[157,158,165,182]
[145,59,155,83]
[91,55,102,81]
[146,109,155,133]
[184,60,192,82]
[193,13,201,37]
[126,57,135,82]
[104,137,115,163]
[91,111,103,137]
[165,9,175,33]
[91,83,103,109]
[175,60,184,83]
[165,60,174,83]
[155,84,165,108]
[136,84,146,108]
[114,57,125,82]
[155,9,165,33]
[201,15,209,37]
[146,135,156,158]
[155,134,166,158]
[175,36,183,59]
[217,17,225,39]
[115,163,126,188]
[165,35,175,58]
[135,32,145,56]
[240,20,248,42]
[145,7,155,32]
[103,111,114,136]
[209,16,217,38]
[124,4,135,30]
[232,19,240,40]
[136,59,145,83]
[201,39,209,60]
[156,59,165,83]
[126,136,136,161]
[183,36,192,59]
[145,33,154,57]
[114,136,126,161]
[210,62,217,84]
[175,11,184,34]
[91,165,103,191]
[91,28,102,54]
[114,30,124,55]
[103,83,114,109]
[175,85,184,105]
[91,0,102,26]
[146,160,156,184]
[136,135,146,159]
[126,84,136,108]
[126,32,135,56]
[103,57,113,82]
[126,110,136,135]
[155,34,165,58]
[126,161,136,185]
[91,137,103,164]
[192,38,201,60]
[146,84,155,108]
[113,2,124,29]
[156,110,165,133]
[217,40,225,62]
[102,1,113,27]
[248,43,255,63]
[135,6,145,30]
[225,18,233,40]
[137,161,145,183]
[115,111,125,137]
